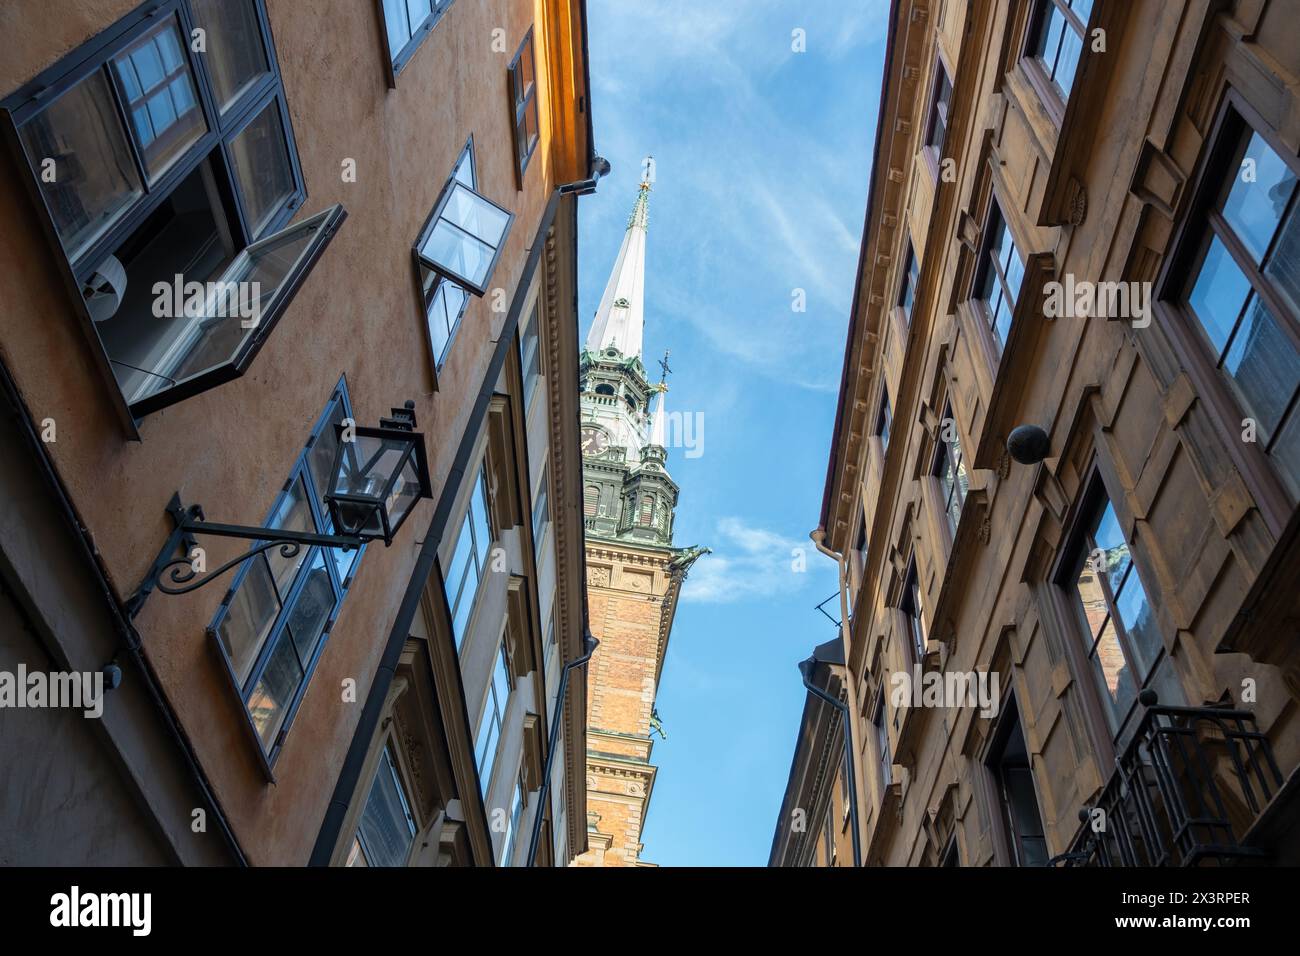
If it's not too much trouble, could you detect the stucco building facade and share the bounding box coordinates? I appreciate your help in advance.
[0,0,598,867]
[781,0,1300,867]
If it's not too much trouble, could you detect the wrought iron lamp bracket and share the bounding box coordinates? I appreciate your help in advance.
[125,493,362,620]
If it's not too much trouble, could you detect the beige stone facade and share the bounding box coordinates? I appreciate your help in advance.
[779,0,1300,867]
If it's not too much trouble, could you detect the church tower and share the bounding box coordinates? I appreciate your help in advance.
[572,166,706,867]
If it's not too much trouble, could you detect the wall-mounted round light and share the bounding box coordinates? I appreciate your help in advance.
[1007,424,1051,465]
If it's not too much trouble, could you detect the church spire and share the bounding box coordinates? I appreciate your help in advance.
[647,350,671,452]
[586,159,653,358]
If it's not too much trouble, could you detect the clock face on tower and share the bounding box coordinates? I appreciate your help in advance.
[580,426,608,456]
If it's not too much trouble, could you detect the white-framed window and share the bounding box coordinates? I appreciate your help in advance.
[520,300,542,407]
[444,465,493,647]
[475,642,512,795]
[348,743,418,867]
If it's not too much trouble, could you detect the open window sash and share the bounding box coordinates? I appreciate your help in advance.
[125,204,346,416]
[415,180,513,297]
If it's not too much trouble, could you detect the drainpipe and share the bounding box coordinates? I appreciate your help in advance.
[799,642,862,869]
[810,527,864,867]
[526,628,598,866]
[0,358,247,866]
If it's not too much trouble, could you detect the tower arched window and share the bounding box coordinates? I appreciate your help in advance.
[595,384,615,397]
[639,495,655,527]
[625,394,639,414]
[584,485,600,517]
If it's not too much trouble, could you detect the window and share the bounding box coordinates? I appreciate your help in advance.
[839,754,851,821]
[988,697,1047,866]
[595,383,615,397]
[854,519,868,586]
[1179,111,1300,497]
[520,300,542,407]
[1059,482,1166,736]
[638,495,655,527]
[378,0,454,82]
[821,808,836,866]
[876,389,892,454]
[975,198,1025,351]
[500,773,526,865]
[898,241,919,321]
[941,838,960,867]
[925,60,953,159]
[1026,0,1090,105]
[3,0,338,422]
[934,404,968,534]
[873,694,892,792]
[508,30,540,182]
[531,466,550,554]
[584,484,600,517]
[413,150,513,299]
[900,560,926,663]
[348,743,418,867]
[419,141,476,372]
[444,465,493,647]
[211,381,363,763]
[475,643,512,796]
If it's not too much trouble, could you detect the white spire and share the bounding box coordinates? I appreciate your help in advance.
[587,161,652,357]
[648,385,668,449]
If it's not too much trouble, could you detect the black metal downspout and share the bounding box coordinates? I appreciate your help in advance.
[311,167,605,863]
[526,629,597,866]
[309,196,561,866]
[0,357,248,866]
[799,653,862,869]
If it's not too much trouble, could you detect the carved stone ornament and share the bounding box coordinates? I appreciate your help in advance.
[1067,176,1087,226]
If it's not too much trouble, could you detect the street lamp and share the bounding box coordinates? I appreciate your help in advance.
[125,399,432,619]
[325,400,431,545]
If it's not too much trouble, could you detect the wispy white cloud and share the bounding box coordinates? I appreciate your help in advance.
[583,0,878,393]
[681,516,815,603]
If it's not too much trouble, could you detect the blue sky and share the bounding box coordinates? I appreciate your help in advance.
[577,1,887,865]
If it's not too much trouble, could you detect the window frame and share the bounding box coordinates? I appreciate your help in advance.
[1160,94,1300,509]
[414,136,476,380]
[444,463,495,650]
[923,54,952,168]
[876,387,892,456]
[897,240,919,322]
[1021,0,1090,123]
[899,559,926,665]
[475,640,513,797]
[0,0,326,429]
[376,0,456,86]
[351,740,419,867]
[412,148,515,298]
[207,376,365,774]
[1050,469,1169,743]
[872,692,892,795]
[973,194,1025,353]
[507,28,540,186]
[520,298,543,408]
[985,694,1048,867]
[933,402,968,537]
[532,464,551,556]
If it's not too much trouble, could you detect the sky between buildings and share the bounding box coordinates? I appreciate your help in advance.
[577,0,888,865]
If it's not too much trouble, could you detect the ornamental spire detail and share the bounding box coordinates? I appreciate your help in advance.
[586,158,653,358]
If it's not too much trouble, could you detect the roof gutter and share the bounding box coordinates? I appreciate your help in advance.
[817,0,903,541]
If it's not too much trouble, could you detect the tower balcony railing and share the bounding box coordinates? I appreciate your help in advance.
[1051,693,1284,867]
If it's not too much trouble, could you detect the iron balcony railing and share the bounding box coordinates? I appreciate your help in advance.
[1053,692,1284,866]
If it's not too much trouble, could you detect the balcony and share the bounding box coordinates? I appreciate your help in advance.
[1053,694,1285,866]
